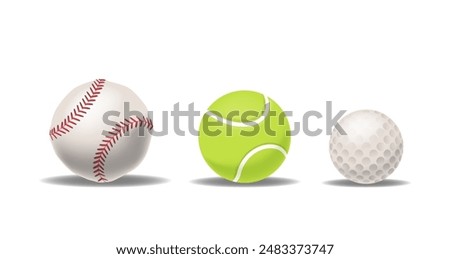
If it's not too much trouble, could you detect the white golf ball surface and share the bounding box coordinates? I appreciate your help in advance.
[329,110,403,184]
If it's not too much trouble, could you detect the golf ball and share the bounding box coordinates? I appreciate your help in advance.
[329,110,403,184]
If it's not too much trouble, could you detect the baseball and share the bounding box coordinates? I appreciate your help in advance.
[49,79,153,183]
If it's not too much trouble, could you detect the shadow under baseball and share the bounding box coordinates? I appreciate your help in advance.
[42,175,169,187]
[191,177,298,187]
[323,179,410,187]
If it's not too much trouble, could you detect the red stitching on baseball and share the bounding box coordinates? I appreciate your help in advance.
[49,79,106,141]
[93,116,153,182]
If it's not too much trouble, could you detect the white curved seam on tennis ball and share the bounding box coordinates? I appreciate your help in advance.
[233,144,288,182]
[205,95,270,127]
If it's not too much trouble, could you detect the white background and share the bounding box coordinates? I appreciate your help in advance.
[1,1,449,258]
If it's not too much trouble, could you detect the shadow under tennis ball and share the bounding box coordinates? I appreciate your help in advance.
[191,177,298,187]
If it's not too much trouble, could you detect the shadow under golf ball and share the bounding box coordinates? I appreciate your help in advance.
[323,179,409,187]
[42,175,169,187]
[191,177,298,187]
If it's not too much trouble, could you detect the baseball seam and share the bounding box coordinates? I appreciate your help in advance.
[205,95,270,127]
[93,116,153,182]
[49,79,106,140]
[233,144,287,182]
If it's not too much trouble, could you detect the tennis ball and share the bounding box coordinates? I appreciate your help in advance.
[199,90,291,183]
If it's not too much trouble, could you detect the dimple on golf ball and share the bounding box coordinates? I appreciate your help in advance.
[329,110,403,184]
